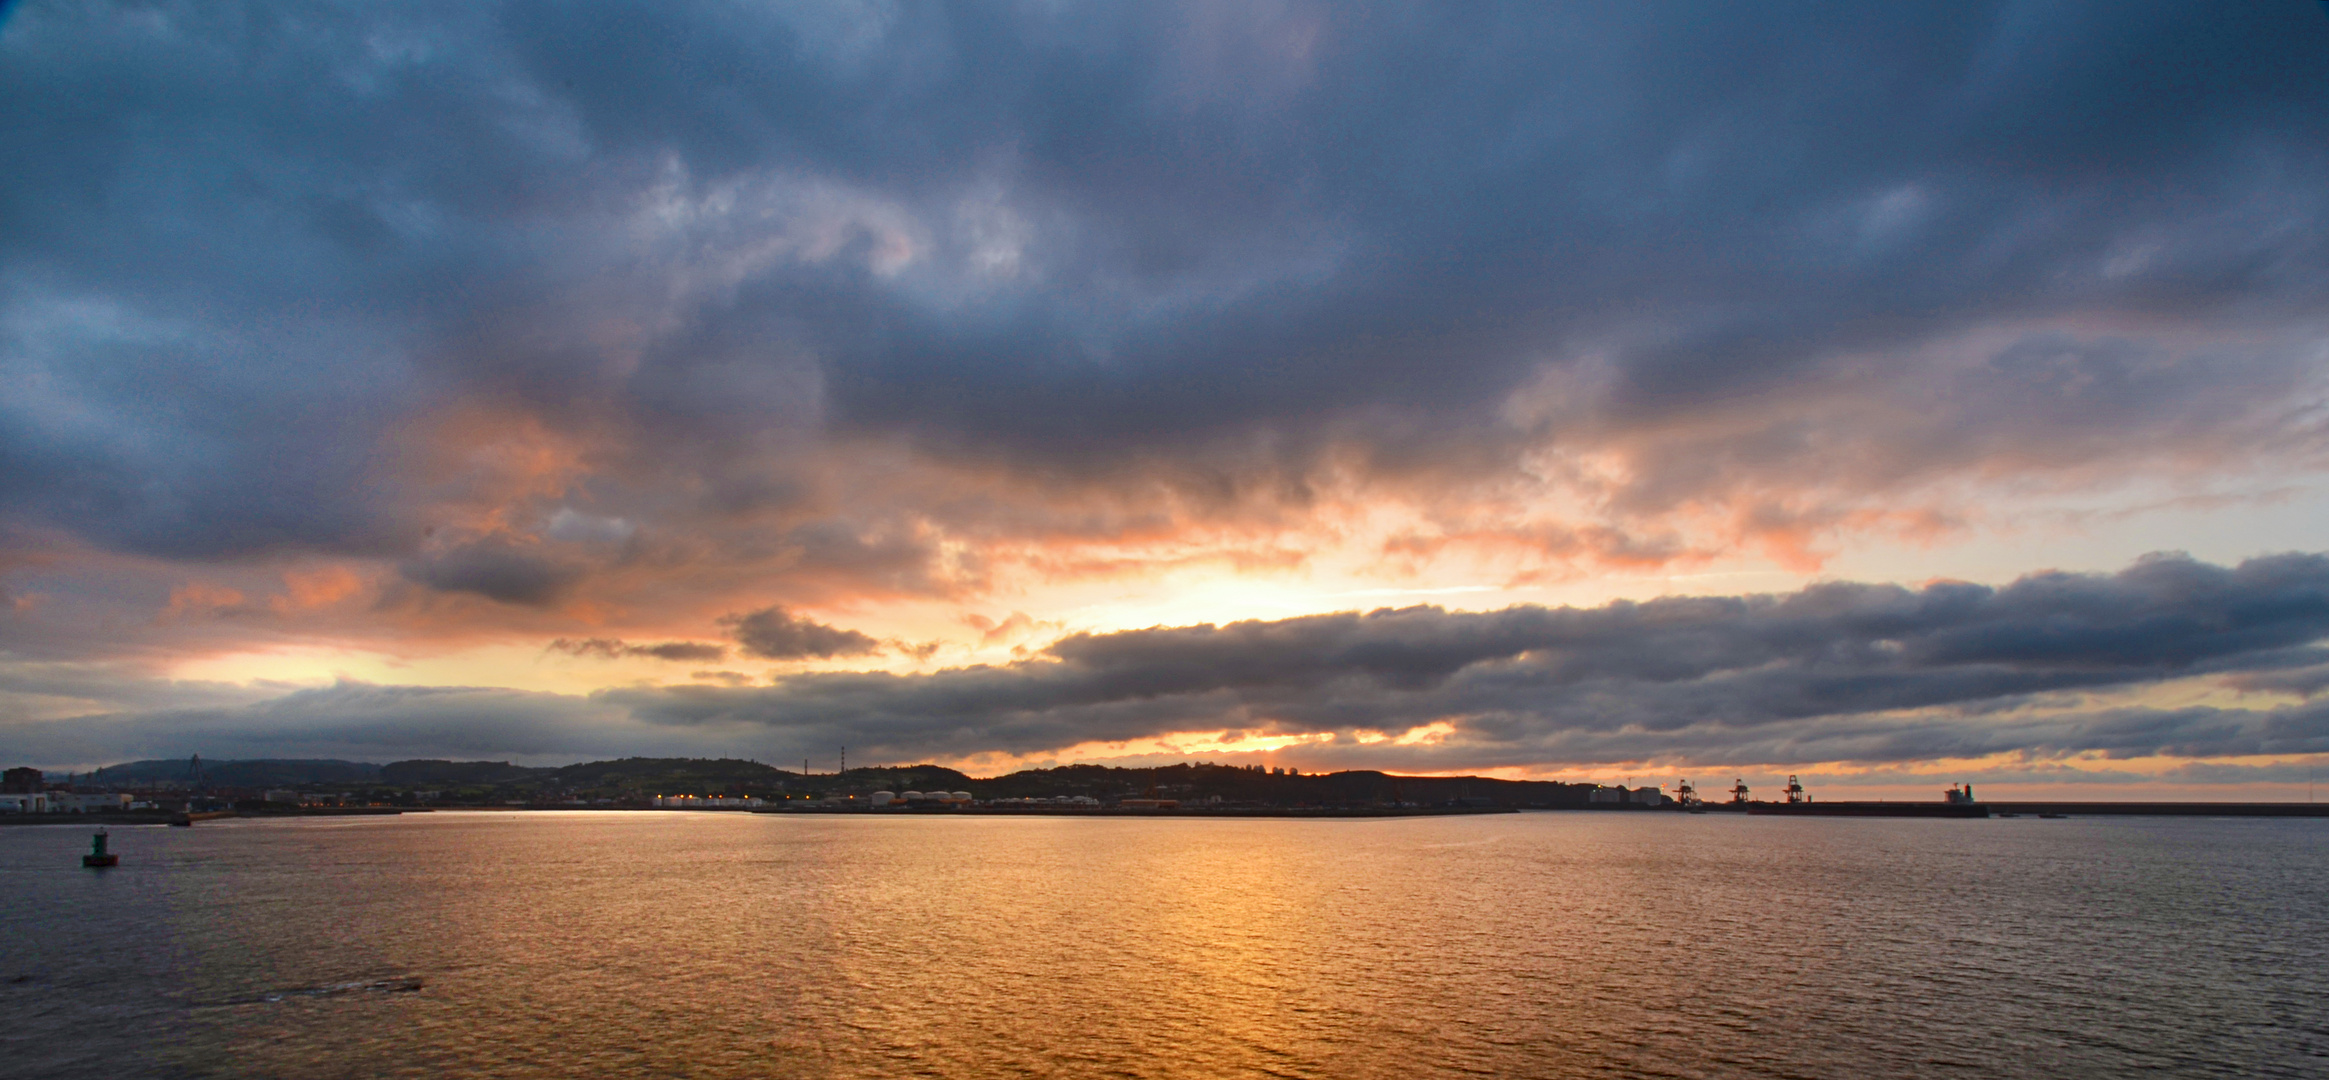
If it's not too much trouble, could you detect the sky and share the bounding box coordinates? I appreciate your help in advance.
[3,1,2328,798]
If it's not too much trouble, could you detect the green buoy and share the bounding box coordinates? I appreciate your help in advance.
[82,828,118,868]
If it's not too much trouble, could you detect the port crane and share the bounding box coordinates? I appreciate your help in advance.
[1729,778,1751,804]
[1783,774,1806,803]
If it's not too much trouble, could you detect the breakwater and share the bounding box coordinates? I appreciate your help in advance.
[1983,802,2329,817]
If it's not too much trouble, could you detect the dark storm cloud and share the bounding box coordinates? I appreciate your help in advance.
[2,1,2326,573]
[0,661,290,721]
[546,637,727,663]
[400,540,581,606]
[720,606,881,660]
[2219,660,2329,700]
[591,552,2329,764]
[2,680,652,766]
[1035,550,2329,703]
[23,551,2323,770]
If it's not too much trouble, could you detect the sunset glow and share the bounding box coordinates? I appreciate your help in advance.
[3,1,2327,796]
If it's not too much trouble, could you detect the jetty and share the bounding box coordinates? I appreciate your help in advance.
[1980,802,2329,817]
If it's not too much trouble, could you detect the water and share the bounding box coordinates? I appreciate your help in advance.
[4,811,2324,1079]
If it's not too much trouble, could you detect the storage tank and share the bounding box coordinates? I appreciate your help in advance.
[901,791,925,800]
[869,791,896,806]
[949,791,973,802]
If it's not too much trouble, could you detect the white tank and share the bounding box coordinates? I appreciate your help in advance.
[901,791,924,800]
[869,791,896,805]
[950,791,973,801]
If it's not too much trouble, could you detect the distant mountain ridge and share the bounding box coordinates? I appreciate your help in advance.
[77,756,1606,807]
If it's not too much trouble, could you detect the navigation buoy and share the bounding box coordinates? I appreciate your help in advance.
[82,828,118,868]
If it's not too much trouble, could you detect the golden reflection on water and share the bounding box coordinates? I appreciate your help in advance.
[4,811,2324,1079]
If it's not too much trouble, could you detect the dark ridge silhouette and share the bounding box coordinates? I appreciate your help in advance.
[71,756,1609,807]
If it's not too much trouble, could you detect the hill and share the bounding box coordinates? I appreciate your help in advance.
[971,762,1597,806]
[829,764,974,792]
[77,755,1609,808]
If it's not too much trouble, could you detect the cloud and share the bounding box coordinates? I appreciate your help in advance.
[593,552,2329,767]
[2221,663,2329,700]
[15,552,2329,772]
[1040,549,2329,703]
[547,637,727,663]
[3,0,2329,736]
[965,611,1051,646]
[0,0,2323,601]
[2,680,650,766]
[719,605,882,660]
[400,540,582,606]
[0,659,293,724]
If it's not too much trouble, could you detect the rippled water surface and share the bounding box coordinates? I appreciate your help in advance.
[5,811,2325,1078]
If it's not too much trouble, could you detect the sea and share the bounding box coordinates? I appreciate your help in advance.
[3,811,2323,1079]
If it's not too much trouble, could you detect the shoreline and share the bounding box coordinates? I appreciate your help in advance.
[13,802,2325,826]
[0,807,415,827]
[754,804,1520,818]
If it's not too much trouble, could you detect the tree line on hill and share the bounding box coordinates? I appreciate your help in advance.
[80,756,1617,807]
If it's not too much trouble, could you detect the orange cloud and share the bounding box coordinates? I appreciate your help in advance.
[271,565,368,613]
[162,582,248,620]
